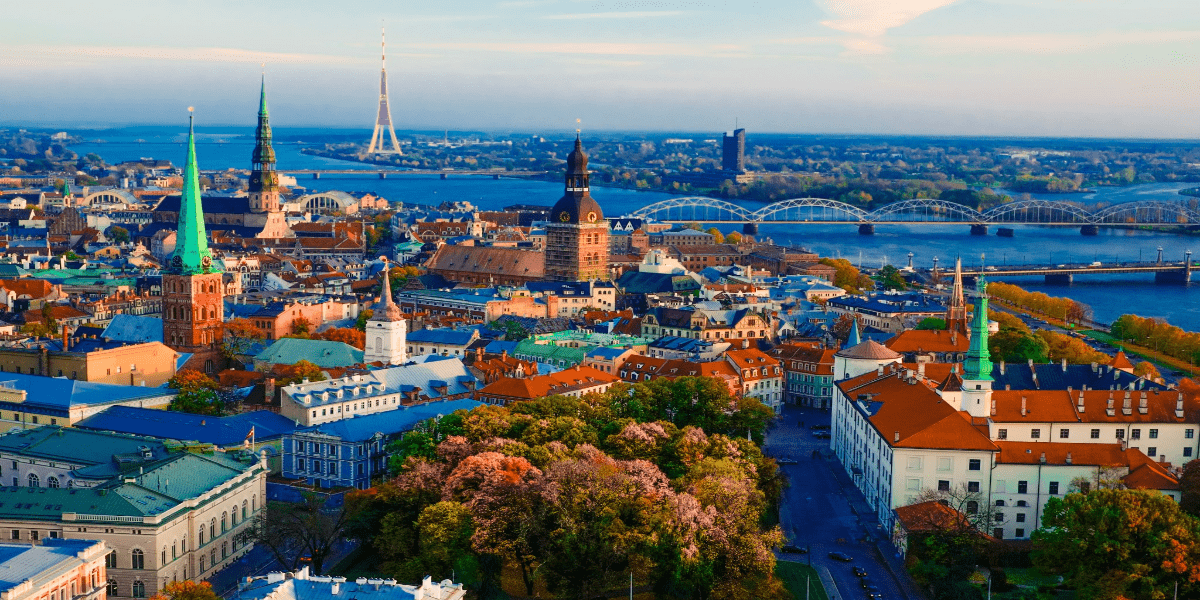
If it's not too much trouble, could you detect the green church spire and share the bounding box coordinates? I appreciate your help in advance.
[963,277,993,381]
[171,111,219,274]
[249,75,278,192]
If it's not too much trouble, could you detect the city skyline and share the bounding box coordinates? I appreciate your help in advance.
[2,0,1199,138]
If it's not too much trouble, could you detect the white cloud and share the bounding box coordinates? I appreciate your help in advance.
[816,0,960,37]
[915,30,1200,54]
[0,45,379,67]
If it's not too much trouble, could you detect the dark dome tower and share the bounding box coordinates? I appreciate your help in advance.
[544,137,610,282]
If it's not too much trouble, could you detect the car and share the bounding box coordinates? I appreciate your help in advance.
[777,458,798,465]
[853,566,868,577]
[781,545,807,554]
[863,585,882,599]
[828,551,852,562]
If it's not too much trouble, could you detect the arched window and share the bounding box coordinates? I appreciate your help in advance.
[230,505,238,525]
[162,547,166,565]
[198,529,205,546]
[131,549,144,569]
[27,473,38,488]
[107,580,118,597]
[181,534,186,552]
[90,569,97,588]
[221,512,227,532]
[252,495,256,512]
[375,337,382,353]
[172,542,176,559]
[200,307,207,320]
[209,549,216,568]
[209,518,215,539]
[133,581,145,598]
[966,500,979,514]
[995,500,1006,507]
[242,500,248,520]
[47,476,59,488]
[221,541,227,559]
[200,555,206,572]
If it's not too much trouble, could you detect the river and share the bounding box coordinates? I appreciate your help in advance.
[70,128,1200,332]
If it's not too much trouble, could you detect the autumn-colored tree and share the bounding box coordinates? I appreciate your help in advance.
[1033,489,1200,600]
[1036,330,1109,364]
[149,581,220,600]
[275,360,326,386]
[705,227,724,243]
[222,318,264,360]
[725,231,742,244]
[290,316,312,336]
[1133,361,1161,382]
[167,370,223,416]
[1181,460,1200,518]
[319,327,366,350]
[819,257,873,294]
[832,314,860,344]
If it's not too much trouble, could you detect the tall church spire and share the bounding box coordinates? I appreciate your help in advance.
[249,74,280,213]
[963,278,993,381]
[946,256,966,331]
[172,111,218,274]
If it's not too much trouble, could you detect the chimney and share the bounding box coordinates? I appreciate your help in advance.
[990,398,996,416]
[1122,391,1132,416]
[264,378,276,402]
[999,360,1006,375]
[1138,392,1148,415]
[893,431,900,443]
[1106,392,1116,417]
[877,365,884,376]
[1177,393,1185,419]
[1077,391,1085,413]
[1021,397,1027,416]
[917,363,925,376]
[1039,452,1046,464]
[331,583,340,595]
[1061,357,1068,372]
[1065,452,1073,465]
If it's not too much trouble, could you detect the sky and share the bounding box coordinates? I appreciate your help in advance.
[1,0,1198,138]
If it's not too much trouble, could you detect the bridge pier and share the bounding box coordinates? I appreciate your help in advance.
[1045,273,1073,285]
[858,224,875,235]
[440,173,449,180]
[970,224,988,236]
[493,174,501,180]
[312,173,320,179]
[379,172,387,179]
[743,222,759,236]
[1155,271,1190,284]
[1080,225,1099,236]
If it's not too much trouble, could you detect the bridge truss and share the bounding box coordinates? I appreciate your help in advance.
[627,196,1200,226]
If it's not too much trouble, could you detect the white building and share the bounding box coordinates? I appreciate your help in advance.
[363,269,408,366]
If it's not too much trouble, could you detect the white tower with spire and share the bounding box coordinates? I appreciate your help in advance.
[364,265,408,365]
[367,26,402,155]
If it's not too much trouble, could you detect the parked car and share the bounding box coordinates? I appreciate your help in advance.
[828,551,853,562]
[782,545,807,554]
[853,566,868,577]
[777,458,798,465]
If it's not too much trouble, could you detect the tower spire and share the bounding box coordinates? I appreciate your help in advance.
[172,109,217,274]
[946,256,966,331]
[249,75,278,198]
[368,24,402,155]
[963,278,993,381]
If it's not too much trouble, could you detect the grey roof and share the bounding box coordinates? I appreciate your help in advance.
[406,328,476,346]
[101,314,164,344]
[284,358,477,408]
[0,374,175,414]
[0,427,170,481]
[0,539,106,596]
[239,571,462,600]
[992,362,1166,392]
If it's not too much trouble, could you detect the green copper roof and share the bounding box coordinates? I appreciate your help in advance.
[963,277,993,381]
[250,76,277,172]
[171,114,220,275]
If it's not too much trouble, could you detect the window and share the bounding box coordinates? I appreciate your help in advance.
[968,481,980,493]
[1187,429,1195,439]
[1060,428,1070,439]
[1091,429,1100,439]
[1030,429,1041,439]
[108,581,118,597]
[966,500,979,514]
[209,519,215,539]
[47,476,59,488]
[1016,513,1026,523]
[1015,528,1025,538]
[131,549,144,569]
[1116,429,1125,439]
[1186,448,1193,458]
[172,542,177,559]
[994,528,1004,539]
[1049,481,1060,495]
[29,530,37,541]
[1149,429,1159,439]
[9,530,16,540]
[106,551,117,568]
[242,500,248,520]
[906,457,922,471]
[1016,500,1028,507]
[906,478,921,491]
[994,512,1004,522]
[1131,429,1141,440]
[26,473,37,488]
[221,512,227,532]
[162,548,166,564]
[938,480,950,491]
[995,500,1006,507]
[1017,481,1028,494]
[997,429,1007,440]
[133,581,145,598]
[200,556,207,572]
[1148,447,1157,457]
[937,457,952,471]
[221,541,228,559]
[968,459,981,471]
[296,458,305,471]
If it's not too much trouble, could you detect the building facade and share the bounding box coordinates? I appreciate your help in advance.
[0,539,108,600]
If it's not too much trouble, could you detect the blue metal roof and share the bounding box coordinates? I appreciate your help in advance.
[586,346,630,359]
[0,373,175,410]
[407,328,477,346]
[75,406,298,446]
[295,399,483,443]
[101,314,163,344]
[0,539,105,593]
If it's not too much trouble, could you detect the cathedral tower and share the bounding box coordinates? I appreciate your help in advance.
[945,257,967,332]
[163,111,225,373]
[363,266,408,366]
[961,277,994,418]
[544,136,609,282]
[248,76,280,214]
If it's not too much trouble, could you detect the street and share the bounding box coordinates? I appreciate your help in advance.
[767,404,925,600]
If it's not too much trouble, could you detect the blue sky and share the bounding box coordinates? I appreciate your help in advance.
[2,0,1198,137]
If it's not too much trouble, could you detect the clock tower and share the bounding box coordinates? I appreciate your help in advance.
[163,112,225,373]
[544,136,609,282]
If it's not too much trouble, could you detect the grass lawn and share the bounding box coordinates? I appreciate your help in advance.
[778,561,830,600]
[1081,330,1200,377]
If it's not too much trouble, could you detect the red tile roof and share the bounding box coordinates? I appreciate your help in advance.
[886,329,969,354]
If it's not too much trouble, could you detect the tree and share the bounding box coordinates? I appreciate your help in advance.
[319,327,366,350]
[148,581,220,600]
[223,318,264,361]
[1133,361,1161,382]
[876,265,908,290]
[290,316,312,336]
[107,225,130,244]
[355,309,374,331]
[167,370,223,416]
[832,314,861,343]
[237,492,360,575]
[1181,460,1200,518]
[275,360,326,386]
[916,317,947,330]
[1034,489,1200,600]
[819,258,872,294]
[725,231,742,244]
[705,227,724,244]
[989,328,1049,363]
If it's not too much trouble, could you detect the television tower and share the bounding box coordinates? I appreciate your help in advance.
[367,25,402,154]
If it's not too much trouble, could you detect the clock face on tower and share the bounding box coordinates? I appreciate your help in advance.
[587,212,598,223]
[559,211,571,222]
[201,256,212,269]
